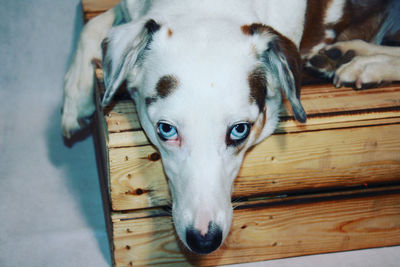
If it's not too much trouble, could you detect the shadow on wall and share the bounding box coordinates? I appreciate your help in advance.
[46,2,111,265]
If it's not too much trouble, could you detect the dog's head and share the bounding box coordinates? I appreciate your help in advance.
[101,18,305,254]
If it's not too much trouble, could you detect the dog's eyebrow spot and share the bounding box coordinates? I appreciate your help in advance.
[167,28,174,37]
[248,67,267,111]
[156,75,179,98]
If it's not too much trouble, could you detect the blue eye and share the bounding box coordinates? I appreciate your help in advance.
[157,122,178,141]
[227,123,251,146]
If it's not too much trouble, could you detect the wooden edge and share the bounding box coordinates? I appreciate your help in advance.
[82,0,120,21]
[110,186,400,266]
[111,184,400,221]
[92,73,116,265]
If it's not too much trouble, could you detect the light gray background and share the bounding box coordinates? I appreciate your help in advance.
[0,0,399,266]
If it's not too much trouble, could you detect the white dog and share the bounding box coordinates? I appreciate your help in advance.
[62,0,400,254]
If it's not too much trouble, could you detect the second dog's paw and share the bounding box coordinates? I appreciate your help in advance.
[325,40,375,57]
[333,54,394,89]
[306,46,356,79]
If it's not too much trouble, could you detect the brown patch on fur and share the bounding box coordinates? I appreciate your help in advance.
[248,67,266,111]
[241,23,271,36]
[241,22,302,106]
[241,23,301,81]
[336,11,385,42]
[91,58,102,69]
[300,0,332,55]
[240,24,254,35]
[330,0,391,42]
[167,28,174,37]
[274,30,302,92]
[156,75,178,98]
[263,25,303,101]
[251,108,267,144]
[300,0,388,53]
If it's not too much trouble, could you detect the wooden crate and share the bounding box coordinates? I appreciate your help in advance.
[92,65,400,266]
[85,1,400,266]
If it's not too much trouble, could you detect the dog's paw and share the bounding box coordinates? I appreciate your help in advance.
[62,56,97,141]
[306,40,399,89]
[61,102,93,140]
[324,40,377,57]
[333,54,399,89]
[61,89,96,140]
[306,47,356,79]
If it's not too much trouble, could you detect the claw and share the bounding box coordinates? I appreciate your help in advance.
[355,78,363,89]
[333,76,341,88]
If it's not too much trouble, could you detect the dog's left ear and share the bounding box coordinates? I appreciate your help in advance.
[242,24,306,123]
[101,19,161,106]
[262,36,306,122]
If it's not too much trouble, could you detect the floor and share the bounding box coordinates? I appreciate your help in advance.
[0,1,399,266]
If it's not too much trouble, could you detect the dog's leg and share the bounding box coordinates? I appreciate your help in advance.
[62,8,116,139]
[326,40,400,88]
[334,53,400,89]
[307,40,400,89]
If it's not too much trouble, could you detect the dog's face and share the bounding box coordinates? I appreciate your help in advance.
[102,19,305,254]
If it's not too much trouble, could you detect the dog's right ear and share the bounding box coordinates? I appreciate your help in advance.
[241,23,307,123]
[101,19,161,106]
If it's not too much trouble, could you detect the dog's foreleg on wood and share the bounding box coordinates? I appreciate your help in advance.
[306,40,400,89]
[62,8,116,139]
[326,41,400,88]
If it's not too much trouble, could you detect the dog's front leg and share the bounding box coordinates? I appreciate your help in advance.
[62,8,116,139]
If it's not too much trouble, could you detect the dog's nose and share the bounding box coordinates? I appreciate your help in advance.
[186,222,222,254]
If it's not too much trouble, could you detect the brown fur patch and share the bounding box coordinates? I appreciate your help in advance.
[241,22,305,122]
[302,0,392,50]
[336,10,386,42]
[251,108,267,144]
[156,75,178,98]
[300,0,332,55]
[248,67,266,111]
[241,22,302,102]
[167,28,174,37]
[241,23,270,36]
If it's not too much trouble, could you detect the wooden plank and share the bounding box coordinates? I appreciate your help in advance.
[105,103,141,133]
[82,0,120,21]
[111,190,400,266]
[103,83,400,147]
[108,123,400,210]
[107,111,400,148]
[82,0,119,12]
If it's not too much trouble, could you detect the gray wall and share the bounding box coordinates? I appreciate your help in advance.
[0,1,110,266]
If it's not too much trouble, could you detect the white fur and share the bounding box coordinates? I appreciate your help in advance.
[328,40,400,88]
[62,0,306,253]
[61,8,116,138]
[324,0,346,25]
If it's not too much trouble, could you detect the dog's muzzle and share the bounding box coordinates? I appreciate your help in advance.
[186,222,223,254]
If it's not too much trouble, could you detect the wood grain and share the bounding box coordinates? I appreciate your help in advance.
[104,84,400,145]
[82,0,120,21]
[108,124,400,210]
[111,190,400,266]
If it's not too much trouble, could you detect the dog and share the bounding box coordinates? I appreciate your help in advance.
[62,0,400,254]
